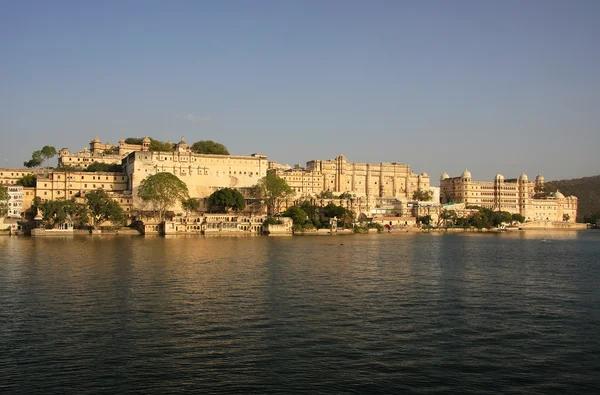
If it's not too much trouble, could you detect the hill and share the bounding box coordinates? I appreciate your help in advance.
[547,175,600,222]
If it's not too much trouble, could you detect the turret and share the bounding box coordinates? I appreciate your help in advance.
[90,136,102,152]
[142,136,151,151]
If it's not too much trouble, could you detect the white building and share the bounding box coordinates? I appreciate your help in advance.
[6,185,24,218]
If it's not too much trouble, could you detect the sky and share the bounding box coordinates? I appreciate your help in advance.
[1,0,599,184]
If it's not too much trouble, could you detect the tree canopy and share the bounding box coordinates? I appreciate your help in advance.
[0,185,8,216]
[84,162,123,172]
[446,207,515,229]
[138,172,189,221]
[191,140,230,155]
[16,174,37,187]
[322,202,355,228]
[254,174,294,215]
[24,145,57,168]
[124,137,174,152]
[207,188,245,212]
[24,150,43,168]
[84,189,126,228]
[32,197,89,229]
[412,189,433,201]
[282,206,308,226]
[181,198,201,216]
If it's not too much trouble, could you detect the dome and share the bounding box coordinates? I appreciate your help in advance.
[92,136,101,143]
[179,136,187,146]
[495,173,504,180]
[519,173,528,182]
[536,173,544,182]
[461,169,471,178]
[554,191,565,199]
[421,172,429,177]
[142,136,151,144]
[440,172,450,180]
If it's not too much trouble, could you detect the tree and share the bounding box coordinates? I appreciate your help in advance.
[16,174,37,187]
[338,192,353,199]
[254,174,294,215]
[418,215,432,226]
[207,188,245,212]
[138,172,189,222]
[412,189,433,201]
[283,206,308,226]
[0,184,8,216]
[149,139,174,152]
[563,213,570,222]
[511,213,526,223]
[40,146,57,167]
[84,189,126,229]
[36,198,89,229]
[322,202,355,228]
[181,198,201,217]
[124,137,174,152]
[24,150,43,168]
[299,200,321,228]
[84,162,123,172]
[437,209,458,227]
[191,140,230,155]
[318,190,335,199]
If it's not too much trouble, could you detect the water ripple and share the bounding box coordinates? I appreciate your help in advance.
[1,232,599,394]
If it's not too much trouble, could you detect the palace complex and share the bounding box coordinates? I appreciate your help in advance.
[439,170,577,222]
[0,136,581,230]
[268,154,430,200]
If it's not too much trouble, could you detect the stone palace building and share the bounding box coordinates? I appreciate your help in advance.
[439,170,578,222]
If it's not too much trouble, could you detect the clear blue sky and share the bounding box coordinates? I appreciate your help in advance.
[1,0,599,184]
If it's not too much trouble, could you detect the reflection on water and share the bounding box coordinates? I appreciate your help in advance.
[1,232,599,394]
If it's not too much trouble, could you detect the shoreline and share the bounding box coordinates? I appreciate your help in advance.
[3,225,594,238]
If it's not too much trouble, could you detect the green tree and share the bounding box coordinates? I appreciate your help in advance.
[254,174,294,215]
[181,198,201,217]
[338,192,353,199]
[125,137,144,145]
[418,215,432,226]
[84,189,126,229]
[412,189,433,201]
[24,150,43,168]
[318,190,335,199]
[322,202,354,228]
[563,213,570,222]
[511,213,526,223]
[191,140,230,155]
[492,210,513,226]
[0,184,8,216]
[437,209,458,227]
[124,137,174,152]
[37,199,89,228]
[299,200,321,227]
[138,172,189,221]
[149,139,174,152]
[283,206,308,226]
[16,174,37,187]
[84,162,123,172]
[207,188,245,212]
[40,146,57,167]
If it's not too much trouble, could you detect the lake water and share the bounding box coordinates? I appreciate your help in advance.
[1,231,599,394]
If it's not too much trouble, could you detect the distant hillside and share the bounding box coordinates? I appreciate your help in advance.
[547,175,600,222]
